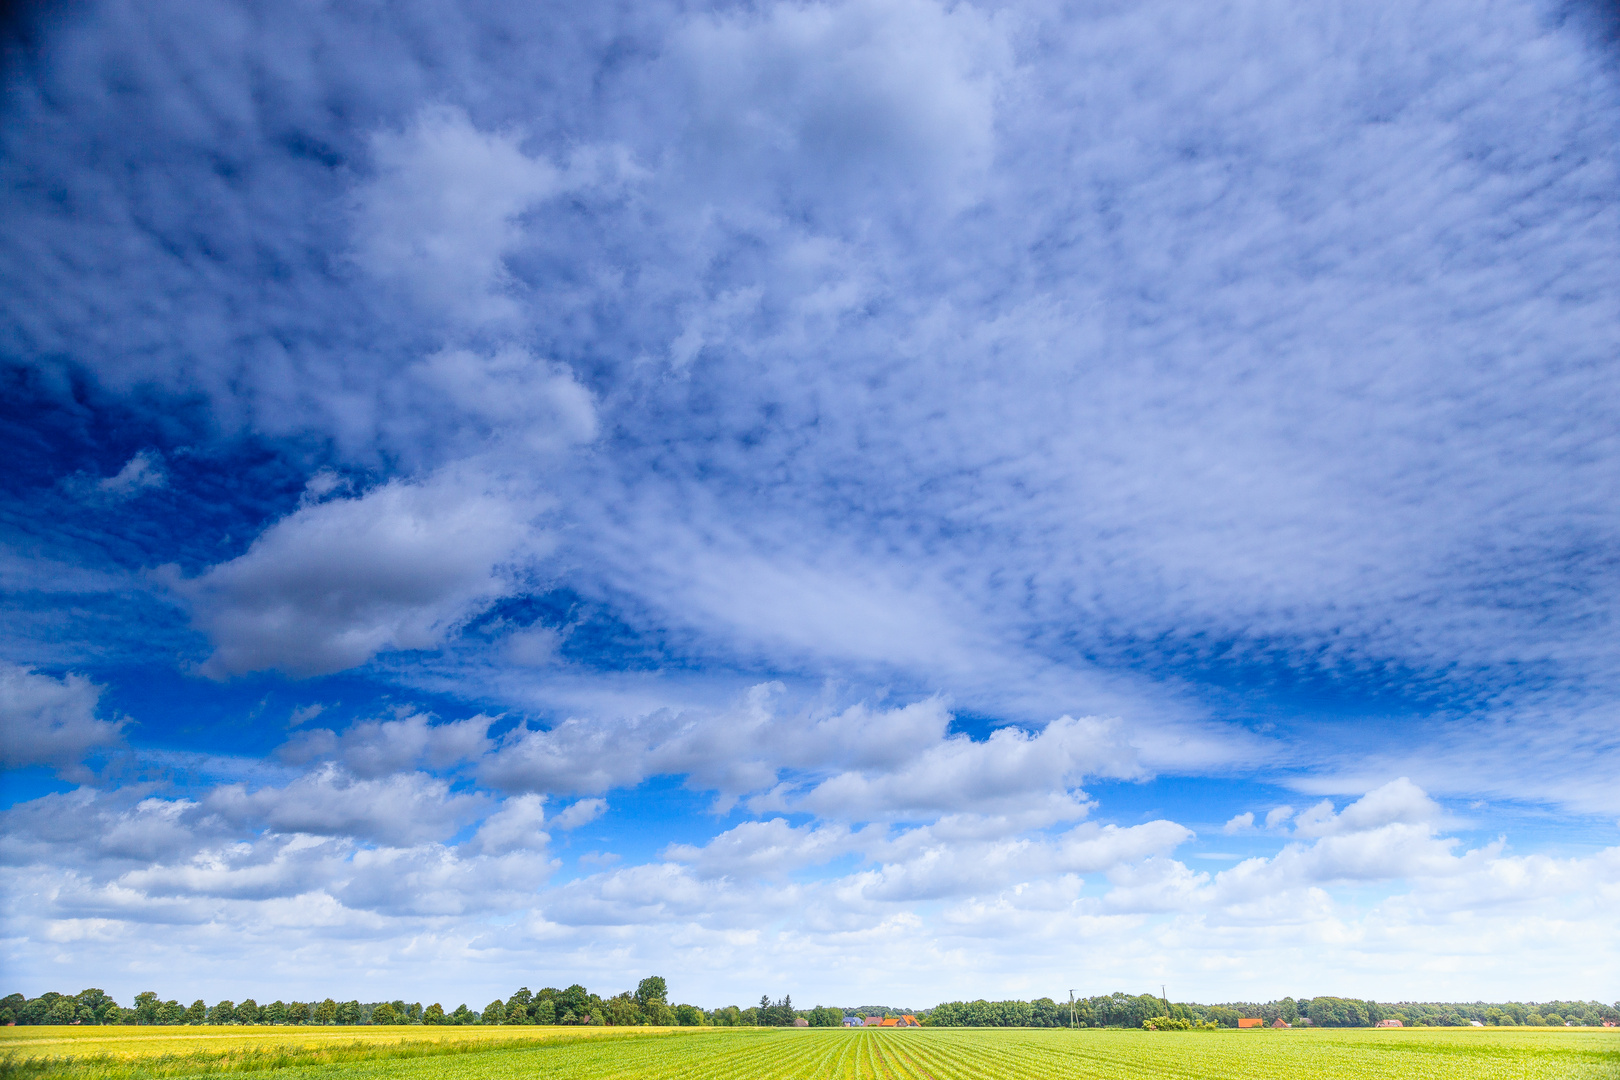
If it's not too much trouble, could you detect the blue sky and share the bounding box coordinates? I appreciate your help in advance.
[2,0,1618,1008]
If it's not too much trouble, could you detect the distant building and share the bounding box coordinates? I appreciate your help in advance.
[1271,1019,1291,1029]
[879,1018,899,1027]
[794,1018,809,1028]
[843,1015,862,1027]
[1375,1020,1403,1028]
[1237,1019,1264,1029]
[1470,1021,1485,1027]
[898,1015,920,1028]
[864,1016,883,1027]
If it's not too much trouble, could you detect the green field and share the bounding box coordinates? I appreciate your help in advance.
[3,1025,1616,1080]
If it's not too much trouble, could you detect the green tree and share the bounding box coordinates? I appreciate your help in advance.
[481,1000,505,1025]
[158,1001,185,1025]
[673,1004,706,1026]
[605,993,639,1026]
[131,992,158,1025]
[533,999,556,1024]
[264,1001,287,1025]
[635,977,668,1011]
[314,999,338,1025]
[237,999,261,1025]
[336,1001,361,1025]
[558,986,592,1022]
[372,1003,399,1025]
[449,1004,474,1025]
[423,1003,446,1025]
[185,1000,207,1025]
[207,1001,236,1025]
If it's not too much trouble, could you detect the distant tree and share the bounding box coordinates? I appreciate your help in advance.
[264,1001,287,1025]
[76,989,115,1023]
[372,1003,399,1025]
[558,986,592,1022]
[532,1000,556,1024]
[185,1000,207,1025]
[604,994,639,1026]
[314,999,338,1025]
[237,999,261,1025]
[635,978,668,1010]
[673,1004,706,1026]
[449,1004,475,1025]
[423,1003,446,1025]
[482,1000,505,1025]
[336,1001,361,1025]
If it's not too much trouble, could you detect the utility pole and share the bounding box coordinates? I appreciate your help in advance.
[1069,990,1077,1029]
[1161,985,1171,1018]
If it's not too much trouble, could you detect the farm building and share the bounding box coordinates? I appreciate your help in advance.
[898,1015,920,1027]
[1375,1019,1403,1028]
[793,1018,809,1028]
[863,1016,883,1027]
[843,1015,862,1027]
[1237,1018,1264,1028]
[1271,1019,1291,1028]
[879,1018,899,1027]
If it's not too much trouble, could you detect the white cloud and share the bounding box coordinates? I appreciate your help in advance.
[352,105,561,327]
[202,766,488,847]
[550,798,607,831]
[93,450,166,500]
[277,711,493,778]
[1291,778,1442,838]
[667,0,1005,210]
[0,663,125,779]
[781,714,1144,819]
[1265,805,1295,829]
[168,472,535,677]
[1222,811,1255,834]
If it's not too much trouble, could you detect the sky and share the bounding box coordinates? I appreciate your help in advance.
[1,0,1619,1011]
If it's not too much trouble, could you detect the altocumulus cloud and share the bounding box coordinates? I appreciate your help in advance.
[1,0,1618,1006]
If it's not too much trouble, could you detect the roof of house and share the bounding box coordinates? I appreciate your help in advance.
[879,1018,899,1027]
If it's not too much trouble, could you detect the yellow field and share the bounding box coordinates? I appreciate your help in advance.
[2,1024,1616,1080]
[0,1023,662,1060]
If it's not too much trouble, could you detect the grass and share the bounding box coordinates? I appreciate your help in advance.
[3,1025,1616,1080]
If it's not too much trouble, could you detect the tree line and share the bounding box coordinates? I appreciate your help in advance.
[5,983,1616,1030]
[924,993,1620,1029]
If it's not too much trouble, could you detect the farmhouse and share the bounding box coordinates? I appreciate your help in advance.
[1237,1018,1264,1028]
[863,1016,883,1027]
[793,1018,809,1027]
[898,1015,920,1027]
[843,1015,862,1027]
[1375,1019,1403,1028]
[1271,1019,1291,1028]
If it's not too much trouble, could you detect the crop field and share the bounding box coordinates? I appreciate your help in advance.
[3,1025,1616,1080]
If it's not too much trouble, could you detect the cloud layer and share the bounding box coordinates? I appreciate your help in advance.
[2,0,1618,1004]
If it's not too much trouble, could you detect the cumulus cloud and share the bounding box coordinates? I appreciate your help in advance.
[202,765,488,847]
[663,0,1005,211]
[0,663,125,779]
[168,473,535,677]
[277,711,493,777]
[780,714,1144,819]
[1222,812,1255,834]
[352,105,563,327]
